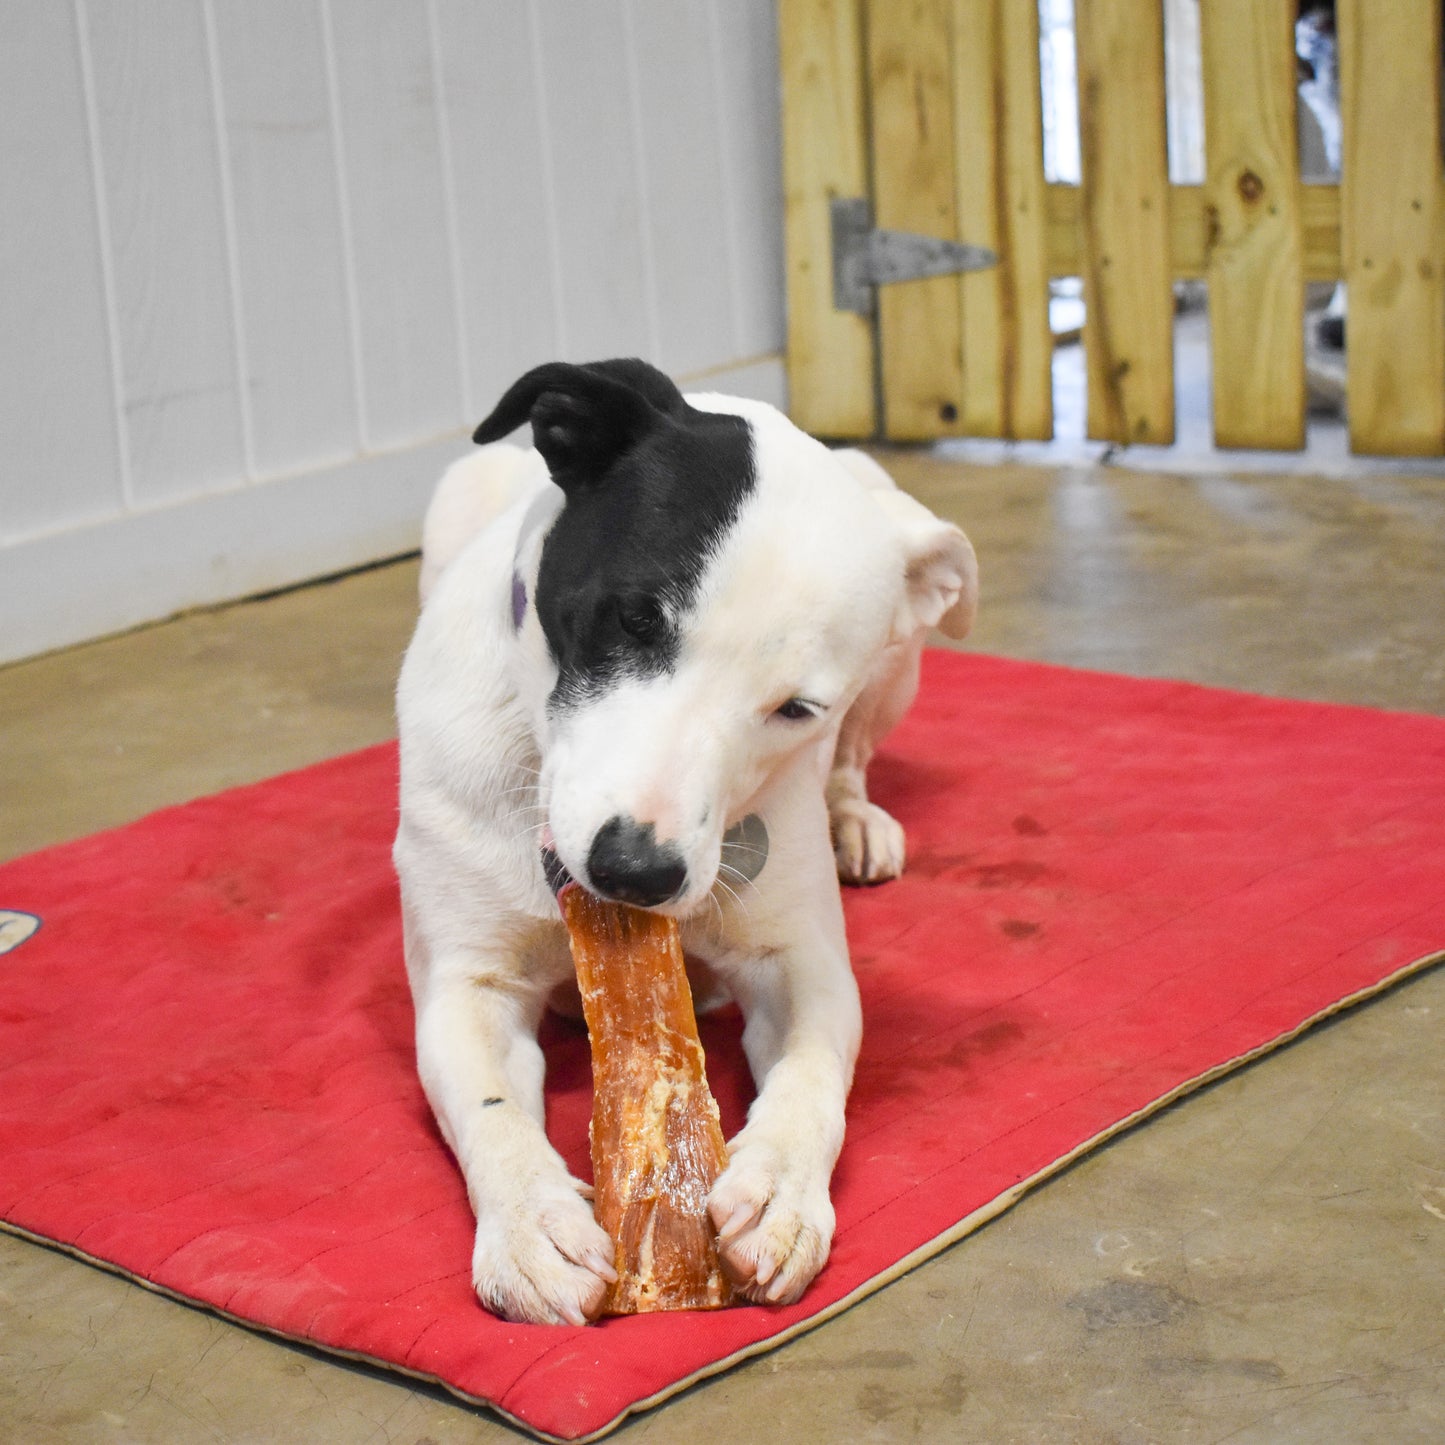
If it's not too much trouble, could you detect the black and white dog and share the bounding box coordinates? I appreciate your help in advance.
[393,359,976,1325]
[1296,2,1347,348]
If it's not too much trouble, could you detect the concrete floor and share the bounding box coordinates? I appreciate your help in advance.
[2,455,1443,1443]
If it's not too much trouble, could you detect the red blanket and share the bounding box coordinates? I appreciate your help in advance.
[2,652,1442,1442]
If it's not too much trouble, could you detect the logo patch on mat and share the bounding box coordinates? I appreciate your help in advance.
[0,911,41,954]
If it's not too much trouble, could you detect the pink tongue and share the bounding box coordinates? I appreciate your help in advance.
[541,824,557,849]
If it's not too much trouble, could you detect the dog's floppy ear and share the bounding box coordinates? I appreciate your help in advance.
[870,486,978,641]
[471,360,680,492]
[831,447,978,640]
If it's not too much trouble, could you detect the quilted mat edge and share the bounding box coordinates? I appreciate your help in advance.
[5,944,1441,1444]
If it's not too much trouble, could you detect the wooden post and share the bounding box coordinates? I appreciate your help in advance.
[1337,0,1445,455]
[1199,0,1304,450]
[950,0,1053,440]
[780,0,878,438]
[1074,0,1175,445]
[865,0,967,439]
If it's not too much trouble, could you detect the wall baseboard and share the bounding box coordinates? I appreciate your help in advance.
[0,355,785,666]
[0,434,467,666]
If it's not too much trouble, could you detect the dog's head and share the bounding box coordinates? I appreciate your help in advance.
[473,359,976,916]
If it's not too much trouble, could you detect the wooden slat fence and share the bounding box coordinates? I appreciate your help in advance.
[782,0,1445,457]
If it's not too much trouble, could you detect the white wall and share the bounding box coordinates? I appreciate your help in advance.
[0,0,785,664]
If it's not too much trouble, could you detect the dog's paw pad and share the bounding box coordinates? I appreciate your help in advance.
[472,1184,616,1326]
[708,1154,834,1307]
[831,800,906,885]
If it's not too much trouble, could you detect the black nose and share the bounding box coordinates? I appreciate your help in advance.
[586,815,687,907]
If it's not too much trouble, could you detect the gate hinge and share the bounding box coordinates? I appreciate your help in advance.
[831,197,997,316]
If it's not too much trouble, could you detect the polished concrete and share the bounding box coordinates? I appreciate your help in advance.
[2,456,1443,1443]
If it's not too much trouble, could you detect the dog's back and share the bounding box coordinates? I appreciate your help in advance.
[419,443,546,605]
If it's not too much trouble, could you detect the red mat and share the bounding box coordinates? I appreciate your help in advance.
[2,652,1443,1441]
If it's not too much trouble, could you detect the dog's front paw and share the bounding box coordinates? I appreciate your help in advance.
[707,1143,835,1306]
[472,1177,616,1326]
[831,798,906,885]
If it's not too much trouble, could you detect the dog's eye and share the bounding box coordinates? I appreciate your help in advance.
[616,595,665,644]
[773,697,819,722]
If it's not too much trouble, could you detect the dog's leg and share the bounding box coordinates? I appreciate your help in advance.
[828,633,924,884]
[702,790,863,1305]
[826,445,974,885]
[410,947,617,1325]
[706,920,862,1305]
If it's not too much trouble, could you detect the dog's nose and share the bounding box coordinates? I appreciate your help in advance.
[586,815,687,907]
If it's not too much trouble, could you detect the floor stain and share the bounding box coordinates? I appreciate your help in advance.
[855,1370,969,1426]
[1067,1279,1194,1329]
[1147,1355,1286,1382]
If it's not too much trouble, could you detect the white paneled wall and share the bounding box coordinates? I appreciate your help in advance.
[0,0,785,664]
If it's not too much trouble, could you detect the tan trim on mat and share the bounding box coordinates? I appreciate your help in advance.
[5,945,1443,1444]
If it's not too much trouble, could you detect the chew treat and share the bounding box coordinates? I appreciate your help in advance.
[560,885,733,1314]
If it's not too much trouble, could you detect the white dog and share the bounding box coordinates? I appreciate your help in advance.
[394,359,976,1325]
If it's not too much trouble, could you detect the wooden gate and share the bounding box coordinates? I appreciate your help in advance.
[781,0,1445,456]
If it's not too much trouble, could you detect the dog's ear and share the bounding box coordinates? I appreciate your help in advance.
[870,487,979,641]
[573,358,689,416]
[833,448,978,640]
[471,360,681,492]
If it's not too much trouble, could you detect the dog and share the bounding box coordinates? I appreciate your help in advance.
[1296,3,1346,349]
[393,358,977,1325]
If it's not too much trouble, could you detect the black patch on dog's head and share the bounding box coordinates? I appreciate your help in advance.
[472,359,756,707]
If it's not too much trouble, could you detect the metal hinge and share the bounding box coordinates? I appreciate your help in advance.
[831,196,998,316]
